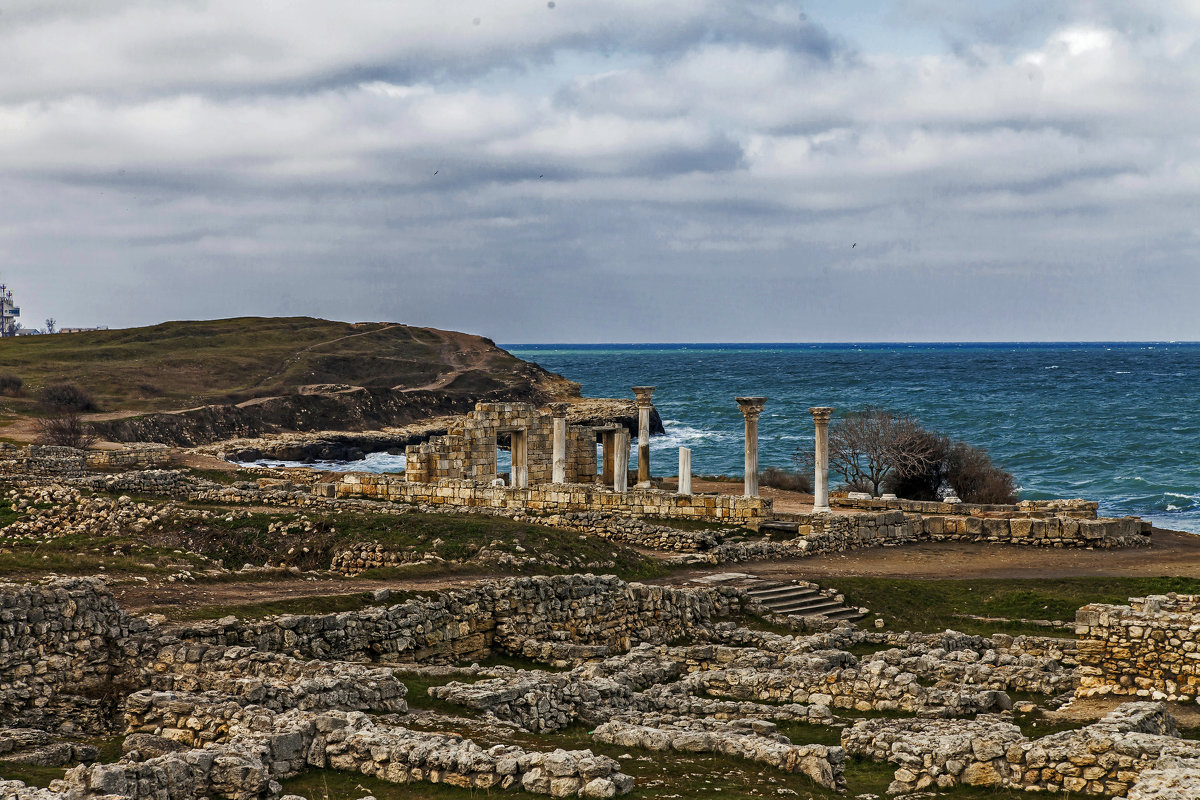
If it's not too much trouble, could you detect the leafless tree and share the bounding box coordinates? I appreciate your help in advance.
[35,412,97,449]
[828,406,936,496]
[44,318,56,334]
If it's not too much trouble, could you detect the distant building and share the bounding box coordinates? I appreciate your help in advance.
[0,284,19,337]
[58,326,110,334]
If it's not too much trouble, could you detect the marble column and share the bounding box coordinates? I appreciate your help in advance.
[511,429,528,489]
[549,403,569,484]
[600,428,615,485]
[736,397,767,497]
[613,429,630,493]
[678,447,692,495]
[810,406,833,512]
[632,386,655,488]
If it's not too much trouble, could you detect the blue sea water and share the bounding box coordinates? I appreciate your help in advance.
[504,343,1200,534]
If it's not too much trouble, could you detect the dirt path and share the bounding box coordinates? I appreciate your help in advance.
[111,573,494,616]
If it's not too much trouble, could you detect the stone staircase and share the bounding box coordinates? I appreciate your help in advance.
[741,579,867,623]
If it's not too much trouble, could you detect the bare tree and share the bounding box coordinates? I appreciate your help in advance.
[44,318,57,334]
[828,406,936,496]
[35,412,97,449]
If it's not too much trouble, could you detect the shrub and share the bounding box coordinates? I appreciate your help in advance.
[38,382,97,412]
[35,413,97,449]
[759,466,812,493]
[885,432,1018,504]
[0,373,22,396]
[944,440,1018,504]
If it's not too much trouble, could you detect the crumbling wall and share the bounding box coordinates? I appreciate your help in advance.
[404,402,595,484]
[336,474,770,522]
[0,578,145,734]
[1076,594,1200,702]
[166,574,745,664]
[843,702,1200,796]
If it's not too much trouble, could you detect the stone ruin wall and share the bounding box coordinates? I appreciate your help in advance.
[1076,594,1200,702]
[832,495,1102,519]
[842,701,1200,797]
[164,574,745,665]
[333,473,771,522]
[0,444,173,477]
[0,578,149,735]
[404,402,596,484]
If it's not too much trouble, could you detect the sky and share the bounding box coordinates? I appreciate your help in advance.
[1,0,1198,342]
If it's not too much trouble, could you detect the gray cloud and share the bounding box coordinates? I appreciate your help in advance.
[1,1,1198,341]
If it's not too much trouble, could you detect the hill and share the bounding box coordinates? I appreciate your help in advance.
[0,317,579,444]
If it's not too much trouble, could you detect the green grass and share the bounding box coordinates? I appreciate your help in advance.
[834,576,1200,637]
[0,736,123,788]
[165,591,389,622]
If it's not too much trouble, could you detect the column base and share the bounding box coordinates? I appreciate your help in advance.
[813,505,831,513]
[636,481,651,489]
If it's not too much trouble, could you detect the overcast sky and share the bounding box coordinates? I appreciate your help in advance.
[2,1,1198,342]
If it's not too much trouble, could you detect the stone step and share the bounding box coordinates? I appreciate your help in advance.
[736,576,868,624]
[770,598,848,616]
[745,585,821,601]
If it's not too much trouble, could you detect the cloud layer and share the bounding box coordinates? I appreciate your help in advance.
[2,0,1198,340]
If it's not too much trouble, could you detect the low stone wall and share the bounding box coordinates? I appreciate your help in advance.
[831,496,1100,519]
[334,473,770,522]
[167,574,745,664]
[860,630,1078,695]
[688,664,1009,717]
[593,714,844,790]
[0,444,173,477]
[84,444,173,471]
[1076,594,1200,702]
[147,643,408,713]
[117,690,632,798]
[917,512,1147,547]
[0,578,145,734]
[843,702,1200,796]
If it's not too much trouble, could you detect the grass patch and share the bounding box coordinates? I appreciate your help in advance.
[165,591,390,622]
[836,576,1200,637]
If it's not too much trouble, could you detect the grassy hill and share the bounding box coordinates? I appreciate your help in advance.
[0,317,574,413]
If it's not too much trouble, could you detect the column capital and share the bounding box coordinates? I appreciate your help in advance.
[736,396,767,420]
[547,402,570,417]
[809,406,834,424]
[632,386,656,406]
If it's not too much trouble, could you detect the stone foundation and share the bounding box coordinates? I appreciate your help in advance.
[334,474,770,523]
[843,702,1200,796]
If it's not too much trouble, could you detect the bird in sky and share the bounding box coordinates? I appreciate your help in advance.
[852,243,856,248]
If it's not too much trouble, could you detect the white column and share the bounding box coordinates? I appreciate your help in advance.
[632,386,655,488]
[613,429,630,492]
[549,403,568,484]
[678,447,692,495]
[511,429,529,489]
[810,406,833,512]
[737,397,766,498]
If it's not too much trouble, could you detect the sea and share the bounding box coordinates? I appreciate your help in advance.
[243,342,1200,535]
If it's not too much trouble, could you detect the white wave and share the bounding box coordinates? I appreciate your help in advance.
[1165,491,1200,500]
[237,450,409,474]
[1115,371,1131,374]
[1168,504,1181,511]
